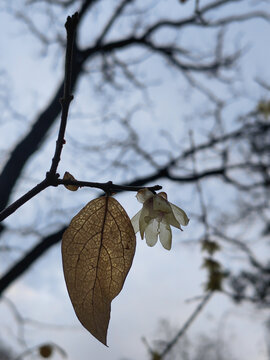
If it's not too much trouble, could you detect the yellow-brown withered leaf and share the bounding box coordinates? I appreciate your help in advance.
[63,171,79,191]
[61,196,136,345]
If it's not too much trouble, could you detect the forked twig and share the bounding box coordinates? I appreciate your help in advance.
[0,12,161,223]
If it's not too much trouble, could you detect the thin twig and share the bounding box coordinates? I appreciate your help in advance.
[159,292,213,359]
[95,0,133,46]
[57,178,162,193]
[48,12,78,176]
[0,180,49,222]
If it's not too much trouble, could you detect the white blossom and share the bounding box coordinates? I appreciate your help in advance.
[131,188,189,250]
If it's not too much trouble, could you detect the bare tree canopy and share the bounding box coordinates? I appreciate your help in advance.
[0,0,270,358]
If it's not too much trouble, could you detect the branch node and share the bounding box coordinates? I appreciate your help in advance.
[46,172,59,187]
[65,12,79,32]
[105,181,114,196]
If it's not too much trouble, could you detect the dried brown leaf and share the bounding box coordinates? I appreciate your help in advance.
[62,196,136,345]
[39,345,53,358]
[63,171,79,191]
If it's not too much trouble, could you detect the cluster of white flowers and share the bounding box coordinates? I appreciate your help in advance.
[131,188,189,250]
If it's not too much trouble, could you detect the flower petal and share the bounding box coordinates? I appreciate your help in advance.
[131,210,141,234]
[139,205,149,239]
[136,188,154,203]
[145,219,159,247]
[170,203,189,226]
[157,192,167,200]
[153,195,171,213]
[159,223,172,250]
[164,211,181,230]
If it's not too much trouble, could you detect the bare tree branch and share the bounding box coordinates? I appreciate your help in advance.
[0,227,65,297]
[95,0,133,46]
[159,292,213,359]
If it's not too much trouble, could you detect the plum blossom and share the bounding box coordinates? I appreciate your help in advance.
[131,188,189,250]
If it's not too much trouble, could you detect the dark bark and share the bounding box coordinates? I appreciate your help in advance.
[0,52,83,213]
[0,227,65,296]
